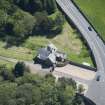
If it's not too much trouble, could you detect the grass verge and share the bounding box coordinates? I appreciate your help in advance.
[74,0,105,41]
[0,60,15,70]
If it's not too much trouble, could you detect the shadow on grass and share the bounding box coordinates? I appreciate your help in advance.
[0,29,62,49]
[0,35,28,48]
[32,28,62,39]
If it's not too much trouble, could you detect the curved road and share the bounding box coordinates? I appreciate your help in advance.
[56,0,105,105]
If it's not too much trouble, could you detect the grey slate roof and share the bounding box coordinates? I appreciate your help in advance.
[37,44,67,64]
[38,48,50,60]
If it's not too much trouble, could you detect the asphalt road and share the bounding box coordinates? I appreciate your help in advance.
[56,0,105,105]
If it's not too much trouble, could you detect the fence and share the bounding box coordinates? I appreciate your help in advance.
[69,61,97,71]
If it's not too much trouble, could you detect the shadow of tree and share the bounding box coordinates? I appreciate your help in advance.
[77,94,96,105]
[32,28,62,38]
[0,35,28,48]
[0,29,62,49]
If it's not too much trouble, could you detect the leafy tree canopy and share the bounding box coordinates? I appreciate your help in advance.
[0,0,64,45]
[0,64,84,105]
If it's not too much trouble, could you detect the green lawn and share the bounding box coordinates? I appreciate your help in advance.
[0,60,15,70]
[0,41,33,61]
[0,22,94,67]
[74,0,105,41]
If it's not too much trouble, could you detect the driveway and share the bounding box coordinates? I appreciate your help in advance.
[54,64,96,80]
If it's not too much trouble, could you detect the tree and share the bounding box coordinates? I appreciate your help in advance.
[0,64,14,81]
[1,69,15,81]
[0,69,84,105]
[0,0,16,15]
[16,83,33,105]
[14,0,43,14]
[44,0,57,14]
[47,13,64,34]
[0,10,8,28]
[58,77,77,89]
[33,11,64,35]
[15,73,43,85]
[72,94,84,105]
[0,83,17,105]
[31,86,42,105]
[78,84,85,94]
[13,62,26,77]
[29,0,43,13]
[11,9,36,37]
[8,99,17,105]
[16,98,25,105]
[33,12,48,34]
[0,0,64,42]
[0,0,11,11]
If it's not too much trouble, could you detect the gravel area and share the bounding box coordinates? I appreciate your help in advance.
[54,64,96,80]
